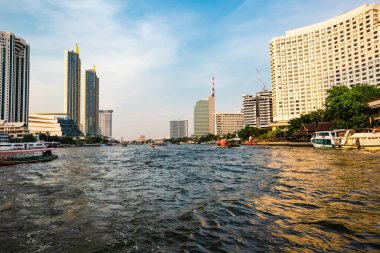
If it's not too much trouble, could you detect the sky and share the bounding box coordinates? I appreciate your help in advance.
[0,0,374,139]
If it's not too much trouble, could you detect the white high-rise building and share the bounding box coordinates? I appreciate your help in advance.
[0,31,30,124]
[214,113,243,136]
[242,91,272,128]
[99,109,113,138]
[270,4,380,123]
[170,119,188,139]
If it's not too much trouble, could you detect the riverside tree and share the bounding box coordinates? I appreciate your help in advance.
[288,84,380,132]
[324,84,380,129]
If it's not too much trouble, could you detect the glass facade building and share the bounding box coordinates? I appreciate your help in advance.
[99,109,113,138]
[84,68,99,136]
[64,44,81,129]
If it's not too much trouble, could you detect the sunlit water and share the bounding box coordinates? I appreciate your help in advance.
[0,145,379,252]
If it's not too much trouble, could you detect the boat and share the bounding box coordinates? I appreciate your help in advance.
[216,139,240,148]
[0,148,58,166]
[310,130,346,148]
[0,142,47,151]
[335,129,380,150]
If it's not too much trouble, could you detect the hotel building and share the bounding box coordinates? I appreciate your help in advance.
[64,44,81,128]
[270,4,380,123]
[242,91,272,128]
[99,109,113,138]
[214,112,243,136]
[84,66,99,136]
[0,31,30,124]
[170,119,188,139]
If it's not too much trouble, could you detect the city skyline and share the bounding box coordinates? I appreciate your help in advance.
[0,0,372,139]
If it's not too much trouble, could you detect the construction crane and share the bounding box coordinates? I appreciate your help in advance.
[256,68,267,91]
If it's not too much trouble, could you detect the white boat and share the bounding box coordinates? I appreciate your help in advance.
[0,143,25,151]
[0,142,47,151]
[310,130,346,148]
[335,129,380,150]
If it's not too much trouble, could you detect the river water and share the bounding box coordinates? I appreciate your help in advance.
[0,145,379,252]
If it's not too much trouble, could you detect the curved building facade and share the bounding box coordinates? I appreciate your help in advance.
[270,4,380,122]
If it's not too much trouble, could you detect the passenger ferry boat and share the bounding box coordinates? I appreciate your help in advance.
[0,142,47,151]
[310,130,346,148]
[0,148,58,166]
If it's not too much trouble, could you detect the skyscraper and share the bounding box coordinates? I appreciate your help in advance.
[99,109,113,138]
[193,99,209,137]
[84,66,99,136]
[170,119,188,138]
[64,43,81,129]
[242,91,272,128]
[270,4,380,124]
[193,77,216,137]
[0,31,30,124]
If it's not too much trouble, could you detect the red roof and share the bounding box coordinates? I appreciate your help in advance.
[0,148,56,155]
[316,122,335,131]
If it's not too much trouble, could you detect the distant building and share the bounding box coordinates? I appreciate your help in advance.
[64,44,81,129]
[193,77,215,137]
[57,118,81,137]
[0,31,30,124]
[0,133,10,142]
[170,119,188,138]
[99,110,113,138]
[214,113,243,135]
[270,4,380,124]
[242,91,272,128]
[84,66,99,136]
[136,135,145,142]
[0,120,28,138]
[28,114,63,136]
[193,99,210,137]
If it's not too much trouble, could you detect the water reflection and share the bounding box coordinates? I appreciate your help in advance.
[0,145,379,252]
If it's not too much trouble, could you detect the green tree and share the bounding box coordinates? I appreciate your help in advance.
[325,84,380,128]
[237,126,269,141]
[22,134,36,143]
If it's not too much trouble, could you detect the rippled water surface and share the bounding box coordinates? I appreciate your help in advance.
[0,145,379,252]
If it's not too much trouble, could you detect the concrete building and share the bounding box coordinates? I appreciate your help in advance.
[84,66,99,136]
[0,120,28,138]
[170,119,188,139]
[99,109,113,138]
[270,4,380,124]
[64,44,81,129]
[28,114,63,136]
[193,99,210,137]
[242,91,273,128]
[0,31,30,124]
[214,113,243,136]
[193,78,216,137]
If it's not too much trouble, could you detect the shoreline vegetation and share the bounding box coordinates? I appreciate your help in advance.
[6,84,379,148]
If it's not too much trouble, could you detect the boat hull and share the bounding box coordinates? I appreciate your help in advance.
[0,154,58,166]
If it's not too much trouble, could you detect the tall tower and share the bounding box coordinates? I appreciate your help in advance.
[99,109,113,138]
[208,77,215,134]
[0,31,30,124]
[64,43,81,129]
[84,65,99,136]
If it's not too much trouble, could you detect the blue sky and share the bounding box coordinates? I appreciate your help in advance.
[0,0,373,139]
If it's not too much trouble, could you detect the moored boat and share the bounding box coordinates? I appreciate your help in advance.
[335,129,380,150]
[310,130,346,148]
[0,148,58,166]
